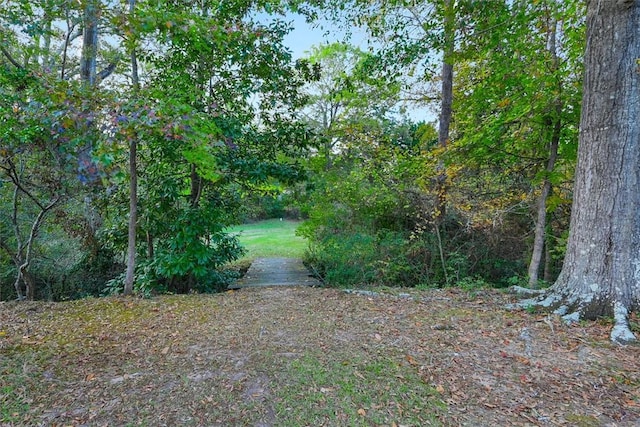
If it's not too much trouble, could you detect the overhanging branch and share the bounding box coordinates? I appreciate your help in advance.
[0,45,23,69]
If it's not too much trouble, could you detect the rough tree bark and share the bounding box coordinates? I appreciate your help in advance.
[521,0,640,344]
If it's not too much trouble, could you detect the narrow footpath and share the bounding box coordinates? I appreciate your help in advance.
[229,257,321,289]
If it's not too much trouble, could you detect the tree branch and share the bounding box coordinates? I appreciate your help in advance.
[0,45,23,69]
[97,58,120,82]
[2,158,47,211]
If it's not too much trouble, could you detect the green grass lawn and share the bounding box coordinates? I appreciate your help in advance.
[227,219,308,259]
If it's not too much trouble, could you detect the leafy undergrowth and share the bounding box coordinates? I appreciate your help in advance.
[1,288,639,426]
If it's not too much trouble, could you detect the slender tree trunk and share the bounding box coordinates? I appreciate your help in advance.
[528,182,551,287]
[543,225,553,283]
[10,185,23,300]
[12,197,59,300]
[190,164,202,208]
[528,117,560,287]
[533,0,640,344]
[123,0,139,296]
[61,6,73,80]
[3,160,59,300]
[432,0,455,284]
[123,136,137,295]
[146,230,154,259]
[435,0,454,221]
[41,15,52,71]
[528,15,562,288]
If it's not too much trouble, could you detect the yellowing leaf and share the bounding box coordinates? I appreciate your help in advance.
[497,98,511,108]
[405,354,418,365]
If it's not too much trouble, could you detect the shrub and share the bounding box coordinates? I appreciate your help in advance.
[305,229,436,288]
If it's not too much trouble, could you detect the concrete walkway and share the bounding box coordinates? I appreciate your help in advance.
[229,257,321,289]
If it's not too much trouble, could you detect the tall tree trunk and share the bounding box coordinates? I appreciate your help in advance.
[80,0,99,85]
[123,0,139,296]
[123,135,137,295]
[532,0,640,344]
[432,0,455,284]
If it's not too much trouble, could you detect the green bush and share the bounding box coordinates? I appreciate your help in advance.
[298,121,547,290]
[304,230,436,288]
[306,232,377,286]
[301,164,531,289]
[63,248,124,299]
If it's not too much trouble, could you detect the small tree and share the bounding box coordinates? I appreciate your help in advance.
[302,42,399,169]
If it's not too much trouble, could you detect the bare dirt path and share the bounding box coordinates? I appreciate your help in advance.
[229,257,321,289]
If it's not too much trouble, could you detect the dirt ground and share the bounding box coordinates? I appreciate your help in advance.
[1,286,639,426]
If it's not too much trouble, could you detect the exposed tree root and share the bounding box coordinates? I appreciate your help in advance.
[508,286,545,297]
[611,302,636,345]
[506,288,637,345]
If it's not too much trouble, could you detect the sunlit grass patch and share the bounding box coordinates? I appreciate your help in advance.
[227,219,308,259]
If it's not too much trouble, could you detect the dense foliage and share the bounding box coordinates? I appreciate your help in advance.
[1,0,589,299]
[298,0,585,289]
[0,0,317,299]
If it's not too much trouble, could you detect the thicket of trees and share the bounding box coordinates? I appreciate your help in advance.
[1,0,638,342]
[1,0,317,299]
[299,0,584,289]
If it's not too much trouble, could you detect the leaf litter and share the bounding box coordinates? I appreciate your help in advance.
[0,287,639,426]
